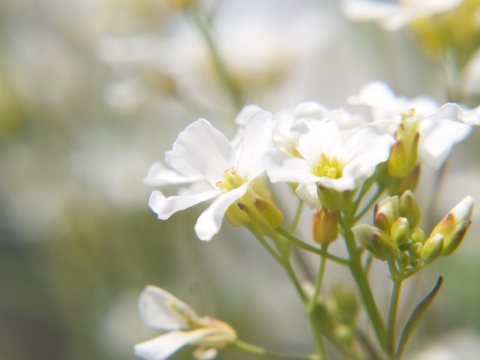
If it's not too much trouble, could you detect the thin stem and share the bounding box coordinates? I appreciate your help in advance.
[276,227,349,265]
[387,262,402,358]
[290,200,305,233]
[247,225,284,265]
[307,245,328,313]
[337,212,387,351]
[231,339,318,360]
[190,6,243,112]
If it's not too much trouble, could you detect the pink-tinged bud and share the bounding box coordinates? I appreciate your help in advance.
[374,195,399,232]
[430,196,475,256]
[421,233,444,264]
[353,224,398,261]
[399,190,421,229]
[312,208,338,245]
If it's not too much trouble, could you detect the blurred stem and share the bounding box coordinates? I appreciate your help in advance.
[386,261,402,358]
[307,244,328,313]
[337,211,387,351]
[290,200,305,233]
[232,340,318,360]
[190,5,243,112]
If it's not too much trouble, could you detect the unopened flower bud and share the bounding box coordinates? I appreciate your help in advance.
[226,202,251,227]
[388,122,420,179]
[253,197,284,230]
[409,242,423,259]
[391,217,411,249]
[411,227,426,244]
[167,0,197,10]
[317,186,353,211]
[374,195,399,232]
[353,224,398,261]
[430,196,475,256]
[421,233,444,264]
[399,190,422,229]
[396,164,421,194]
[312,208,338,245]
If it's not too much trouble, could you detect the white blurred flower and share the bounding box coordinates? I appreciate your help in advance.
[146,108,274,240]
[349,81,473,170]
[265,119,394,193]
[341,0,463,30]
[135,286,236,360]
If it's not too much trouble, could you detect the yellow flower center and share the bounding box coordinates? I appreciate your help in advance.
[215,167,245,191]
[313,153,343,179]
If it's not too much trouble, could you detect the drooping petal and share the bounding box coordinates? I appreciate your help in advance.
[170,119,236,184]
[138,286,197,331]
[194,184,249,241]
[143,162,204,186]
[134,330,207,360]
[149,189,219,220]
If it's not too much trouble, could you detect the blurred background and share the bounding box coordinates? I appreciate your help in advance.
[1,0,480,359]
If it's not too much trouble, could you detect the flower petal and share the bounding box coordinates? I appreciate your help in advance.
[149,189,219,220]
[134,330,206,360]
[138,286,197,331]
[170,119,236,184]
[236,109,274,179]
[195,184,248,241]
[143,162,203,186]
[419,118,472,171]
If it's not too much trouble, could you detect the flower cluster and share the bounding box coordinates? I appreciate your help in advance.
[137,81,477,359]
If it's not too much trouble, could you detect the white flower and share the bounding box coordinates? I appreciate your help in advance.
[341,0,463,31]
[349,81,473,171]
[265,118,395,193]
[146,108,274,240]
[134,286,236,360]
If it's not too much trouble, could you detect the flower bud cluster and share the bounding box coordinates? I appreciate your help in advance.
[354,191,474,268]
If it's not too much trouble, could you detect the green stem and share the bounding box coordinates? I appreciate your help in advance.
[276,227,349,265]
[231,340,318,360]
[338,212,387,351]
[190,6,243,112]
[267,230,327,359]
[307,245,328,313]
[387,262,402,358]
[290,200,305,233]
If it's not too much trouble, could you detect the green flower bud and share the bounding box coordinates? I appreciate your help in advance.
[388,121,420,179]
[330,285,358,326]
[312,207,338,245]
[317,186,353,211]
[353,224,399,261]
[430,196,475,256]
[226,202,251,227]
[411,227,426,244]
[421,233,444,264]
[391,217,411,249]
[374,195,399,232]
[409,242,423,259]
[399,190,422,229]
[253,197,284,230]
[396,164,421,194]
